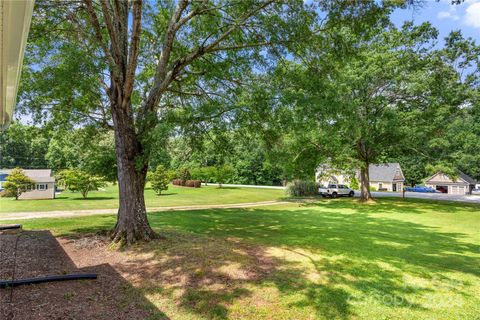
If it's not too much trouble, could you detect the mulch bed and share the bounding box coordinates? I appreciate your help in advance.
[0,229,154,320]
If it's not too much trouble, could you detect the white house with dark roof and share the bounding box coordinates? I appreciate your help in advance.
[367,163,405,192]
[425,171,477,195]
[0,169,55,199]
[316,163,405,192]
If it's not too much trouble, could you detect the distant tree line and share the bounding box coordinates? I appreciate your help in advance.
[2,114,479,188]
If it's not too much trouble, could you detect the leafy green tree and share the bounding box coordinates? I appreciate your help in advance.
[58,169,106,199]
[45,132,82,170]
[80,131,117,183]
[349,177,360,191]
[215,165,234,188]
[2,168,36,200]
[147,165,173,195]
[254,22,458,201]
[0,123,49,168]
[22,0,313,243]
[391,32,480,184]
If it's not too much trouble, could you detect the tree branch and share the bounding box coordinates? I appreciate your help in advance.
[83,0,120,82]
[124,0,143,99]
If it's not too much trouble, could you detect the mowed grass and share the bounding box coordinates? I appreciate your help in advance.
[0,184,284,213]
[2,198,479,319]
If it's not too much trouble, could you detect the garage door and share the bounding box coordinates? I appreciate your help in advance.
[450,186,464,195]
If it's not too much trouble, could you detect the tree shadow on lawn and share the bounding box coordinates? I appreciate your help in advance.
[148,207,478,315]
[60,203,479,319]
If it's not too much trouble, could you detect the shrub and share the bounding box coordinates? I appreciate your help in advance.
[369,185,377,191]
[172,179,185,186]
[172,179,201,188]
[286,180,319,197]
[177,168,191,182]
[185,180,201,188]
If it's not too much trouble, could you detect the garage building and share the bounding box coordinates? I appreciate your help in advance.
[425,171,477,195]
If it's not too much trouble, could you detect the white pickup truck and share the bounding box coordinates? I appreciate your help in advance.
[318,184,355,198]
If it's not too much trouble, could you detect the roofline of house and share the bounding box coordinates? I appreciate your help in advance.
[424,171,471,185]
[0,0,35,130]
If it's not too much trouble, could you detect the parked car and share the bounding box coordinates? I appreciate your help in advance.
[404,185,436,193]
[471,188,480,195]
[319,184,355,198]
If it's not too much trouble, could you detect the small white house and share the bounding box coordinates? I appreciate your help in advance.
[0,169,55,199]
[315,163,405,192]
[425,171,477,195]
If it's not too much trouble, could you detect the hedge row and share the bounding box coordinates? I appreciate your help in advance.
[172,179,201,188]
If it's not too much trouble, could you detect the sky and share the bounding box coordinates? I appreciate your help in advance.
[391,0,480,42]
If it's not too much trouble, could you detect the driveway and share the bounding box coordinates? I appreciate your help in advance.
[365,191,480,204]
[0,200,290,221]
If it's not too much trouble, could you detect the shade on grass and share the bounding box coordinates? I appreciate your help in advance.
[0,184,284,213]
[1,198,479,319]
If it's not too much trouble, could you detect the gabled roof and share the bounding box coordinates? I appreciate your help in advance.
[0,169,54,183]
[425,171,477,185]
[459,171,477,184]
[368,163,405,182]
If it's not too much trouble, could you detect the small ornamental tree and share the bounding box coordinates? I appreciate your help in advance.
[215,165,234,188]
[2,168,35,200]
[147,165,172,195]
[60,169,106,199]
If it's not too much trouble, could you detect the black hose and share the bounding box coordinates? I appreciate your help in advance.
[0,225,22,231]
[0,274,97,288]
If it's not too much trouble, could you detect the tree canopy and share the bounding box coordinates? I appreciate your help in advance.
[7,0,479,242]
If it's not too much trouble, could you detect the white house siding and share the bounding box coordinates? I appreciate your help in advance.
[18,182,55,200]
[370,181,403,192]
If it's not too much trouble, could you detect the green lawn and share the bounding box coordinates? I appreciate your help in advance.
[0,184,284,213]
[2,198,479,319]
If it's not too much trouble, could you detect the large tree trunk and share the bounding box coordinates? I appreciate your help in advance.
[359,162,373,202]
[109,98,157,244]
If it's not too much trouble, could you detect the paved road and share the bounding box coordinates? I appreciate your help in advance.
[366,191,480,204]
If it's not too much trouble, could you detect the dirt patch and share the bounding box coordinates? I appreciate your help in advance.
[0,230,156,320]
[59,230,283,318]
[1,228,309,319]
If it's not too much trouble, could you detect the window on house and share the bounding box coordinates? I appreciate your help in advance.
[37,184,47,190]
[379,183,383,189]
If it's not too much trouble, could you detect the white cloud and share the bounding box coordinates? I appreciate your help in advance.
[465,2,480,29]
[437,11,460,20]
